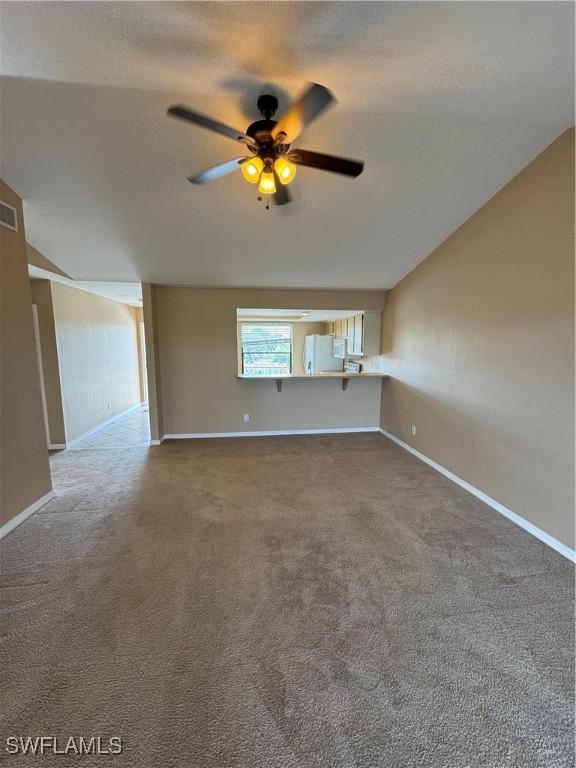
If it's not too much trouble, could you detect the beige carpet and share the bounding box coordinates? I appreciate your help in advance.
[1,434,574,767]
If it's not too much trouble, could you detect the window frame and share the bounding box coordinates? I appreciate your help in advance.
[238,321,293,377]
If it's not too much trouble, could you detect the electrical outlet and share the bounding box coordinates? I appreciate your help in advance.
[411,425,416,436]
[243,413,250,423]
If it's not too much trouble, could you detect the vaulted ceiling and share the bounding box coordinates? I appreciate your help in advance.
[1,2,573,291]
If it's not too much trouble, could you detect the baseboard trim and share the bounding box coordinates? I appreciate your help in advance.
[149,439,163,446]
[162,427,380,440]
[379,428,575,563]
[0,490,55,540]
[65,403,145,448]
[48,443,67,450]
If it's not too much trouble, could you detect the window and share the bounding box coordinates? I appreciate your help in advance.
[240,323,292,376]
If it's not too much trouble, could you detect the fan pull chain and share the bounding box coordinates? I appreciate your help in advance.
[256,194,270,210]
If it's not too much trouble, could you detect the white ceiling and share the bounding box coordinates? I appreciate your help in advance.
[1,2,573,291]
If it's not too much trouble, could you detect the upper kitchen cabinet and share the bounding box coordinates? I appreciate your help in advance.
[350,313,363,355]
[361,311,381,357]
[347,316,356,354]
[323,311,382,357]
[342,311,381,357]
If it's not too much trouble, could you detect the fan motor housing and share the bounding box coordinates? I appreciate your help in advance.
[246,94,285,147]
[246,119,277,145]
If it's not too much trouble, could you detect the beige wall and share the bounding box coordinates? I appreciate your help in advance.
[142,284,163,441]
[151,288,385,435]
[0,179,52,526]
[51,282,142,442]
[30,280,67,446]
[379,129,575,549]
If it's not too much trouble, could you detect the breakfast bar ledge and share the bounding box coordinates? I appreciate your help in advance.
[237,373,390,392]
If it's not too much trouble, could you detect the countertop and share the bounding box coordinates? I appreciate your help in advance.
[237,372,389,380]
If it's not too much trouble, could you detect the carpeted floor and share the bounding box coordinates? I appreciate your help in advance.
[1,434,574,767]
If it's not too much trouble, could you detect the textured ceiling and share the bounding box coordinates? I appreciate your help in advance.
[1,2,574,290]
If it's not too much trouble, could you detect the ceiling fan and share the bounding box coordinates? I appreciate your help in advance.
[167,83,364,207]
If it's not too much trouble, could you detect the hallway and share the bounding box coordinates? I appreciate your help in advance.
[67,405,150,451]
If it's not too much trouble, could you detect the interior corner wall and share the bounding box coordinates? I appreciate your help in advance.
[0,179,52,526]
[30,279,66,446]
[153,288,386,436]
[50,282,142,442]
[379,128,575,550]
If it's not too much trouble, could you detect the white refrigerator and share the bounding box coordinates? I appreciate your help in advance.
[304,335,344,374]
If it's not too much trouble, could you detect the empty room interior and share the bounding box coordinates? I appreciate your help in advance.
[0,2,574,766]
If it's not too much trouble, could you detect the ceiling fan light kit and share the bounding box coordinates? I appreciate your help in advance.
[274,156,297,185]
[167,82,364,208]
[241,156,263,183]
[258,169,276,195]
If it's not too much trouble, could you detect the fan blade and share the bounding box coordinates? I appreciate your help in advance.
[187,157,246,184]
[273,174,292,206]
[168,105,254,146]
[288,149,364,178]
[272,83,335,144]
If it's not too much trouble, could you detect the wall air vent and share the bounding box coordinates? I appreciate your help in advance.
[0,201,18,232]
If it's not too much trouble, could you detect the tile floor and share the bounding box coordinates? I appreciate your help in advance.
[67,404,151,450]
